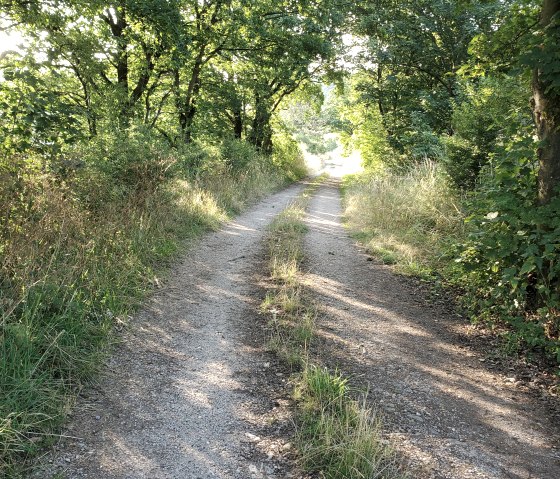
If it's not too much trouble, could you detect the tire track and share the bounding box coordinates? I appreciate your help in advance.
[302,179,560,479]
[33,183,307,479]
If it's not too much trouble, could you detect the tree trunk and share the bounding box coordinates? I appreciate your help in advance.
[102,3,129,126]
[534,0,560,204]
[249,94,272,152]
[183,85,199,144]
[233,111,243,139]
[176,45,206,143]
[174,69,187,134]
[232,98,243,139]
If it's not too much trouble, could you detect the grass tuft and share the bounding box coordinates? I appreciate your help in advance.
[295,366,405,479]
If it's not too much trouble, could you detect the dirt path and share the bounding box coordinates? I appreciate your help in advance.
[34,178,560,479]
[303,179,560,479]
[34,184,306,479]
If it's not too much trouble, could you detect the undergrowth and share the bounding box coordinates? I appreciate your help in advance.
[0,135,304,477]
[262,176,407,479]
[342,160,560,364]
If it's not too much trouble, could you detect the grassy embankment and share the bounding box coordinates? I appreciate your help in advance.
[341,162,560,365]
[0,136,306,477]
[261,176,407,479]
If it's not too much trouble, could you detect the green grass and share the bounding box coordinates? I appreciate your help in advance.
[296,366,406,479]
[0,152,297,477]
[262,175,408,479]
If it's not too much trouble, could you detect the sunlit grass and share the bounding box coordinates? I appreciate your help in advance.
[343,161,465,276]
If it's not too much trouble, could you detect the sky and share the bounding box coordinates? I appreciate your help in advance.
[0,29,25,55]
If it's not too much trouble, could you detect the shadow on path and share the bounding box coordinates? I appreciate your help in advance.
[303,179,560,479]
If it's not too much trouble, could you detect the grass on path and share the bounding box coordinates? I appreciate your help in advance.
[262,176,408,479]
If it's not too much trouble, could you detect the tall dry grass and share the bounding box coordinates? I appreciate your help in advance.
[343,161,465,275]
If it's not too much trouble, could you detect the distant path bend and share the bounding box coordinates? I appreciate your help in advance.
[303,179,560,479]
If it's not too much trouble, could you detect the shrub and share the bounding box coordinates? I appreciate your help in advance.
[441,75,531,190]
[74,125,177,196]
[455,141,560,361]
[272,132,308,181]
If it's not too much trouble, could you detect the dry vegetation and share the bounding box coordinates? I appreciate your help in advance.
[342,162,465,276]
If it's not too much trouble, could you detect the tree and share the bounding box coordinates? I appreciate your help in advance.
[531,0,560,203]
[350,0,504,163]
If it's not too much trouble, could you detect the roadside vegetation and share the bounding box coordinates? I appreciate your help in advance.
[262,177,407,479]
[342,162,464,277]
[0,135,305,476]
[334,1,560,366]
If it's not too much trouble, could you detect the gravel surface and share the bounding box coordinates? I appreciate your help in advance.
[303,179,560,479]
[32,177,560,479]
[33,184,306,479]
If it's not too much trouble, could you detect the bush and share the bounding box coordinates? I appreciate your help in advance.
[441,134,483,189]
[74,125,177,196]
[454,139,560,361]
[219,138,260,171]
[272,132,308,181]
[441,75,531,189]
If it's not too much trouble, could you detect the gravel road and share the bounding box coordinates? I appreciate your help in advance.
[33,177,560,479]
[33,184,305,479]
[303,179,560,479]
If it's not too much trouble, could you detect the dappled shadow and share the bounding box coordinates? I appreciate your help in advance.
[303,179,560,479]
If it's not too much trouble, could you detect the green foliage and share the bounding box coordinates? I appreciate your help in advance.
[341,0,560,364]
[334,75,394,170]
[281,93,339,156]
[454,134,560,360]
[442,75,532,188]
[0,55,83,159]
[73,125,178,199]
[271,132,308,182]
[349,0,500,163]
[0,132,304,474]
[519,9,560,97]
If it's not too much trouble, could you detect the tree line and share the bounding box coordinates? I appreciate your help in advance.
[1,0,344,159]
